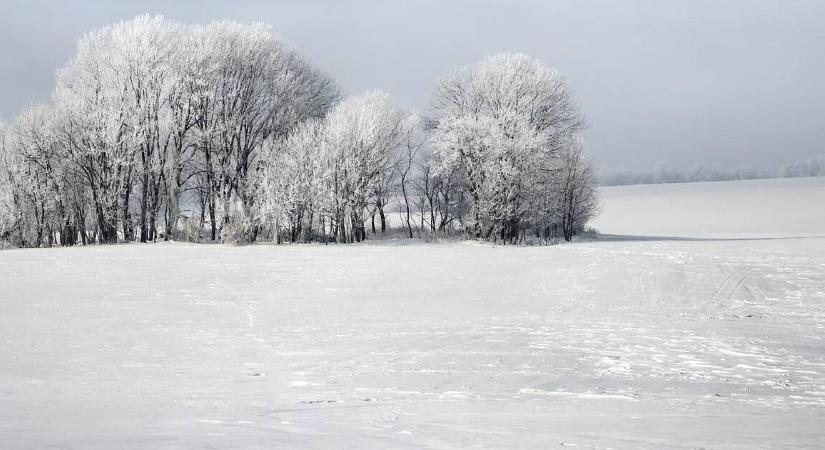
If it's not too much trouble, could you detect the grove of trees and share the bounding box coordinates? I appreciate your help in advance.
[0,15,599,248]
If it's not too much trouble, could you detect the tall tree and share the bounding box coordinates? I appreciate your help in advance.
[55,26,136,244]
[195,21,339,243]
[433,53,586,241]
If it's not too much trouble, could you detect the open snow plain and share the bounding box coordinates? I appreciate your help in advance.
[1,178,825,449]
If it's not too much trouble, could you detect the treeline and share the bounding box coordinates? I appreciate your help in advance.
[601,157,825,187]
[0,15,598,248]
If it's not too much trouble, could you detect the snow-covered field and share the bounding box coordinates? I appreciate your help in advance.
[2,178,825,449]
[592,176,825,238]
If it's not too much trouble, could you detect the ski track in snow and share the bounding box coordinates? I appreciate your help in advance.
[1,235,825,448]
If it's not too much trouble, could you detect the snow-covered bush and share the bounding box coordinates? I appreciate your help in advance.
[176,217,202,243]
[219,201,255,245]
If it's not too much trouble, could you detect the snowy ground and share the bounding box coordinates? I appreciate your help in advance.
[592,176,825,239]
[1,178,825,449]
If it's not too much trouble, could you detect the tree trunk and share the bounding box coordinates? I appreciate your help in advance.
[208,190,216,241]
[166,139,183,241]
[122,176,132,242]
[139,171,149,243]
[305,209,314,242]
[470,188,482,239]
[149,210,157,242]
[91,187,118,245]
[166,180,180,241]
[199,195,206,229]
[379,203,386,233]
[204,145,217,241]
[401,179,413,239]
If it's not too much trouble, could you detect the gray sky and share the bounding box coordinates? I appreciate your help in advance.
[2,0,824,171]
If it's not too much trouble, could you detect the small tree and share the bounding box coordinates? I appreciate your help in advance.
[554,136,600,242]
[391,113,428,238]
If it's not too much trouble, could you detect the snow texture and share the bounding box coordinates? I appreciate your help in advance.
[593,176,825,239]
[1,177,825,448]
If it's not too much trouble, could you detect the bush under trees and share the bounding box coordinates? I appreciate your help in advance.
[0,16,599,247]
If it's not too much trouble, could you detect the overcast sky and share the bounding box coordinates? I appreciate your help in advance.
[1,0,824,171]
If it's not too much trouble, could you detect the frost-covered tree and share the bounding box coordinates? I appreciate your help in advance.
[433,110,549,240]
[7,105,77,246]
[393,113,428,238]
[253,91,413,244]
[0,120,19,245]
[253,119,326,243]
[0,104,93,247]
[433,53,586,241]
[55,25,138,244]
[4,108,54,246]
[434,53,585,148]
[164,26,206,241]
[1,16,342,246]
[105,16,183,242]
[47,17,340,245]
[322,92,405,242]
[434,114,500,237]
[779,155,825,178]
[413,144,465,236]
[553,136,600,242]
[193,21,339,244]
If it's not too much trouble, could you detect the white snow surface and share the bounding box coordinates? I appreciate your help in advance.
[593,176,825,238]
[2,177,825,448]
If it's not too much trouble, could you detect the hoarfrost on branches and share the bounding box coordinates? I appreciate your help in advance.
[0,20,600,246]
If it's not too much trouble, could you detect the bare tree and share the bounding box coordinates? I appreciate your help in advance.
[554,136,600,242]
[394,114,426,238]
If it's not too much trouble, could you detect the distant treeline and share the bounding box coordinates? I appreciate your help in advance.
[600,155,825,186]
